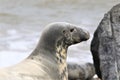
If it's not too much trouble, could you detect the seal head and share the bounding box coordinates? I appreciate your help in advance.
[39,22,90,50]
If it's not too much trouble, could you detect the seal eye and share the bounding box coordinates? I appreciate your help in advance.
[70,28,74,32]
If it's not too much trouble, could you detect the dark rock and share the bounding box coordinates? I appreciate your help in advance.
[67,63,95,80]
[91,4,120,80]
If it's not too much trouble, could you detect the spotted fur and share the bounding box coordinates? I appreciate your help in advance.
[56,39,68,80]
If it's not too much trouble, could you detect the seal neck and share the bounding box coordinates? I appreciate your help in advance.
[28,38,68,80]
[55,41,68,80]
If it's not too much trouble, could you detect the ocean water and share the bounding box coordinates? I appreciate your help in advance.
[0,0,119,67]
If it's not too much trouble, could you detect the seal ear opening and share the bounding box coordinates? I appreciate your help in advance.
[63,30,70,38]
[63,30,66,34]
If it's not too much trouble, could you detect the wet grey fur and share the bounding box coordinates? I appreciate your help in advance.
[91,4,120,80]
[0,22,89,80]
[67,63,95,80]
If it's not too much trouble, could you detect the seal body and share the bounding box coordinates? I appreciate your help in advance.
[67,63,95,80]
[0,59,52,80]
[0,22,89,80]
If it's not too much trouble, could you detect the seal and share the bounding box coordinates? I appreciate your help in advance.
[0,22,89,80]
[67,63,95,80]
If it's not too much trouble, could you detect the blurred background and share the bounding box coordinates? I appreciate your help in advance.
[0,0,119,67]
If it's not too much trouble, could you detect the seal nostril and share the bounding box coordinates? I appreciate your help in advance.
[86,31,90,39]
[84,31,90,40]
[81,30,90,41]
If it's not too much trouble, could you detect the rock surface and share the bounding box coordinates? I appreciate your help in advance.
[91,4,120,80]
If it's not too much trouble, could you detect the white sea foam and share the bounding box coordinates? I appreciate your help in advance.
[0,51,30,67]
